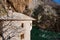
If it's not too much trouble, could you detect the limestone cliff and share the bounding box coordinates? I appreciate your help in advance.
[6,0,32,13]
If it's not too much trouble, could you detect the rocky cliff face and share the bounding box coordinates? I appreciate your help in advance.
[6,0,27,13]
[1,0,32,13]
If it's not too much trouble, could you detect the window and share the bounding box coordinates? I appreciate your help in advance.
[21,23,24,28]
[21,34,24,40]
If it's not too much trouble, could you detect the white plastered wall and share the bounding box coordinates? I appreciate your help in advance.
[23,21,32,40]
[19,21,32,40]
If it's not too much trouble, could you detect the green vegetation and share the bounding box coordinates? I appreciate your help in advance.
[31,26,60,40]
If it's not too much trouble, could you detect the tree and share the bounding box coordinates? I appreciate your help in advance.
[31,0,60,32]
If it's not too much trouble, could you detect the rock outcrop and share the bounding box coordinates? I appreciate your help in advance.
[5,0,32,13]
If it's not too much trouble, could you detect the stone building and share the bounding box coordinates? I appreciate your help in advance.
[0,10,35,40]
